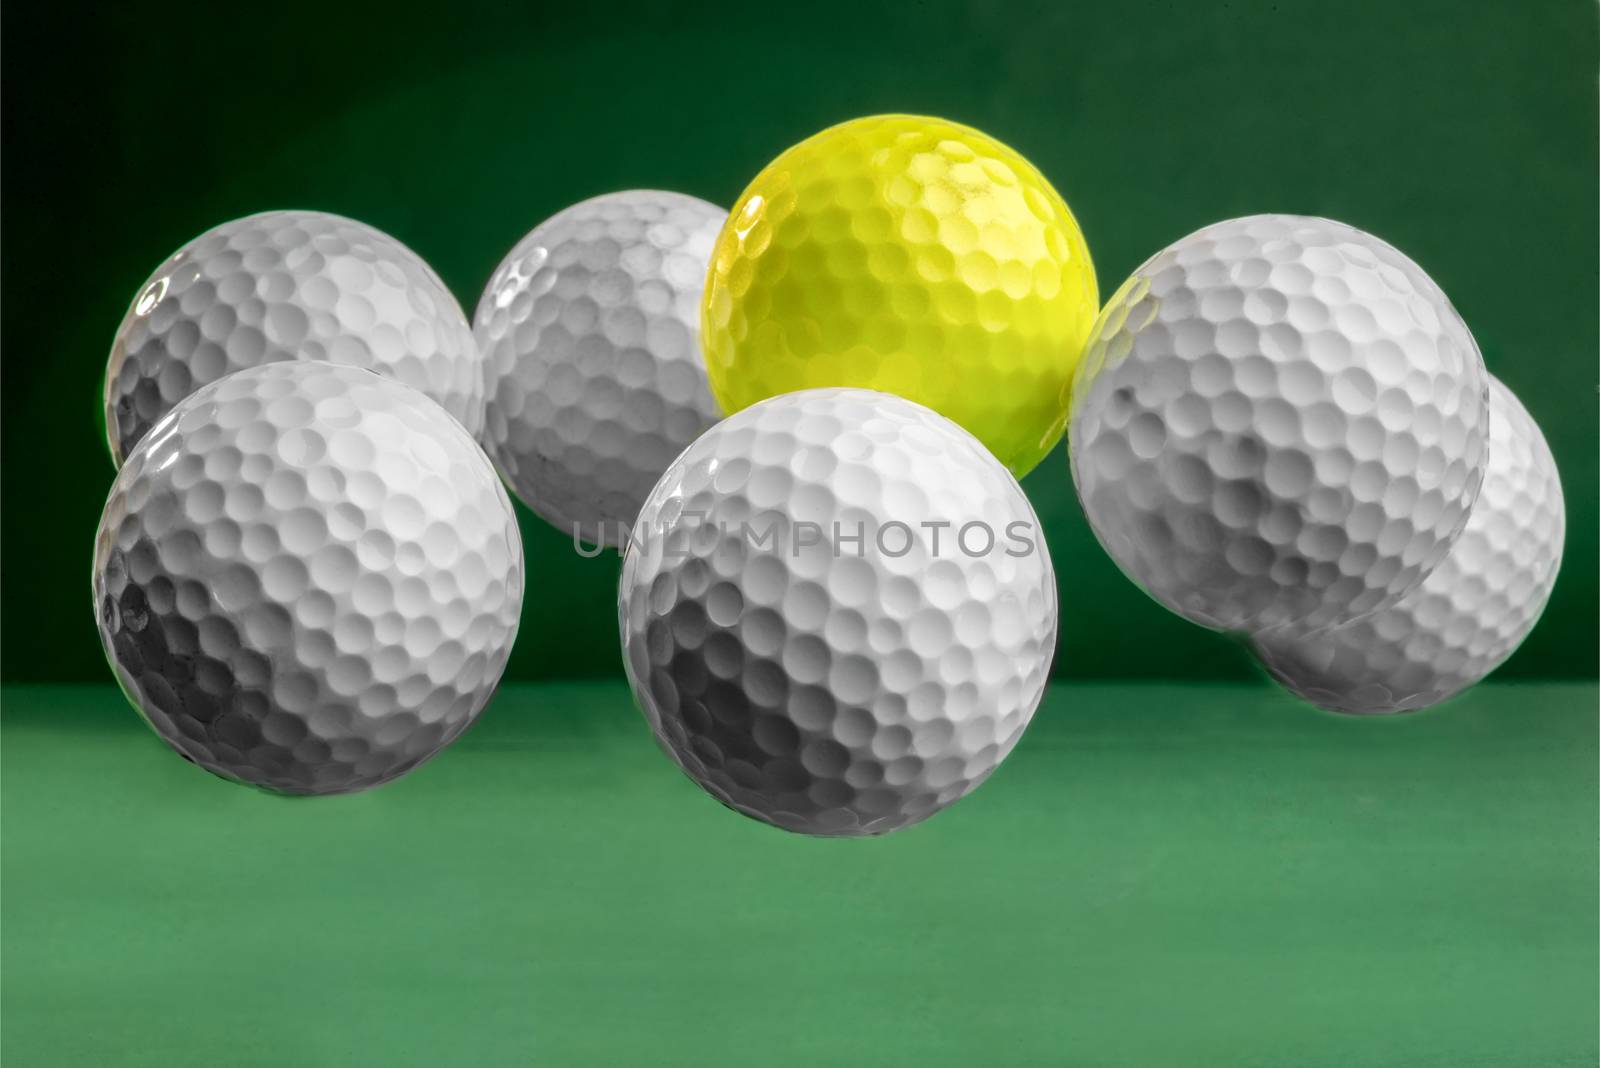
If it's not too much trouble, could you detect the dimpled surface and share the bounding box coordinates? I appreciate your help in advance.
[620,388,1057,836]
[93,362,523,794]
[703,114,1098,478]
[1070,215,1489,634]
[476,191,726,548]
[105,210,483,466]
[1252,377,1564,713]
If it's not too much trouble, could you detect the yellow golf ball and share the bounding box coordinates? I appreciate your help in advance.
[702,114,1098,477]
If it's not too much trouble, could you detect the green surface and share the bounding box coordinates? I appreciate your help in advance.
[3,682,1594,1066]
[2,0,1595,683]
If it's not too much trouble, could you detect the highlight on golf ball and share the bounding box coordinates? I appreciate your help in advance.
[702,114,1099,478]
[104,210,484,467]
[1069,214,1491,636]
[475,190,727,549]
[93,361,524,795]
[619,388,1057,836]
[84,113,1565,812]
[1250,375,1565,714]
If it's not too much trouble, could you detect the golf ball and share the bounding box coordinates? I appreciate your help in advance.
[1070,215,1490,634]
[1252,376,1564,713]
[475,191,726,548]
[93,361,523,794]
[105,210,483,467]
[702,114,1098,478]
[619,388,1057,836]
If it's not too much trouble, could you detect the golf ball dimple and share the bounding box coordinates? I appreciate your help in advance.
[619,388,1057,836]
[105,210,483,467]
[1251,376,1564,714]
[1069,214,1490,635]
[475,191,726,548]
[702,114,1099,478]
[94,361,523,795]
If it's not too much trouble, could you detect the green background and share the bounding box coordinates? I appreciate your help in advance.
[4,682,1596,1066]
[1,0,1595,683]
[2,4,1596,1065]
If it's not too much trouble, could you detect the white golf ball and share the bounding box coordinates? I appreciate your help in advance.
[619,388,1057,836]
[1251,376,1564,713]
[94,361,524,795]
[1069,214,1490,634]
[105,210,483,467]
[475,190,726,549]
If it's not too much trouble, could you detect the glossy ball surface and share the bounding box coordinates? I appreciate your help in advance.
[703,114,1098,478]
[620,388,1057,836]
[94,362,523,794]
[476,191,726,548]
[1070,215,1489,634]
[105,210,483,466]
[1252,376,1564,713]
